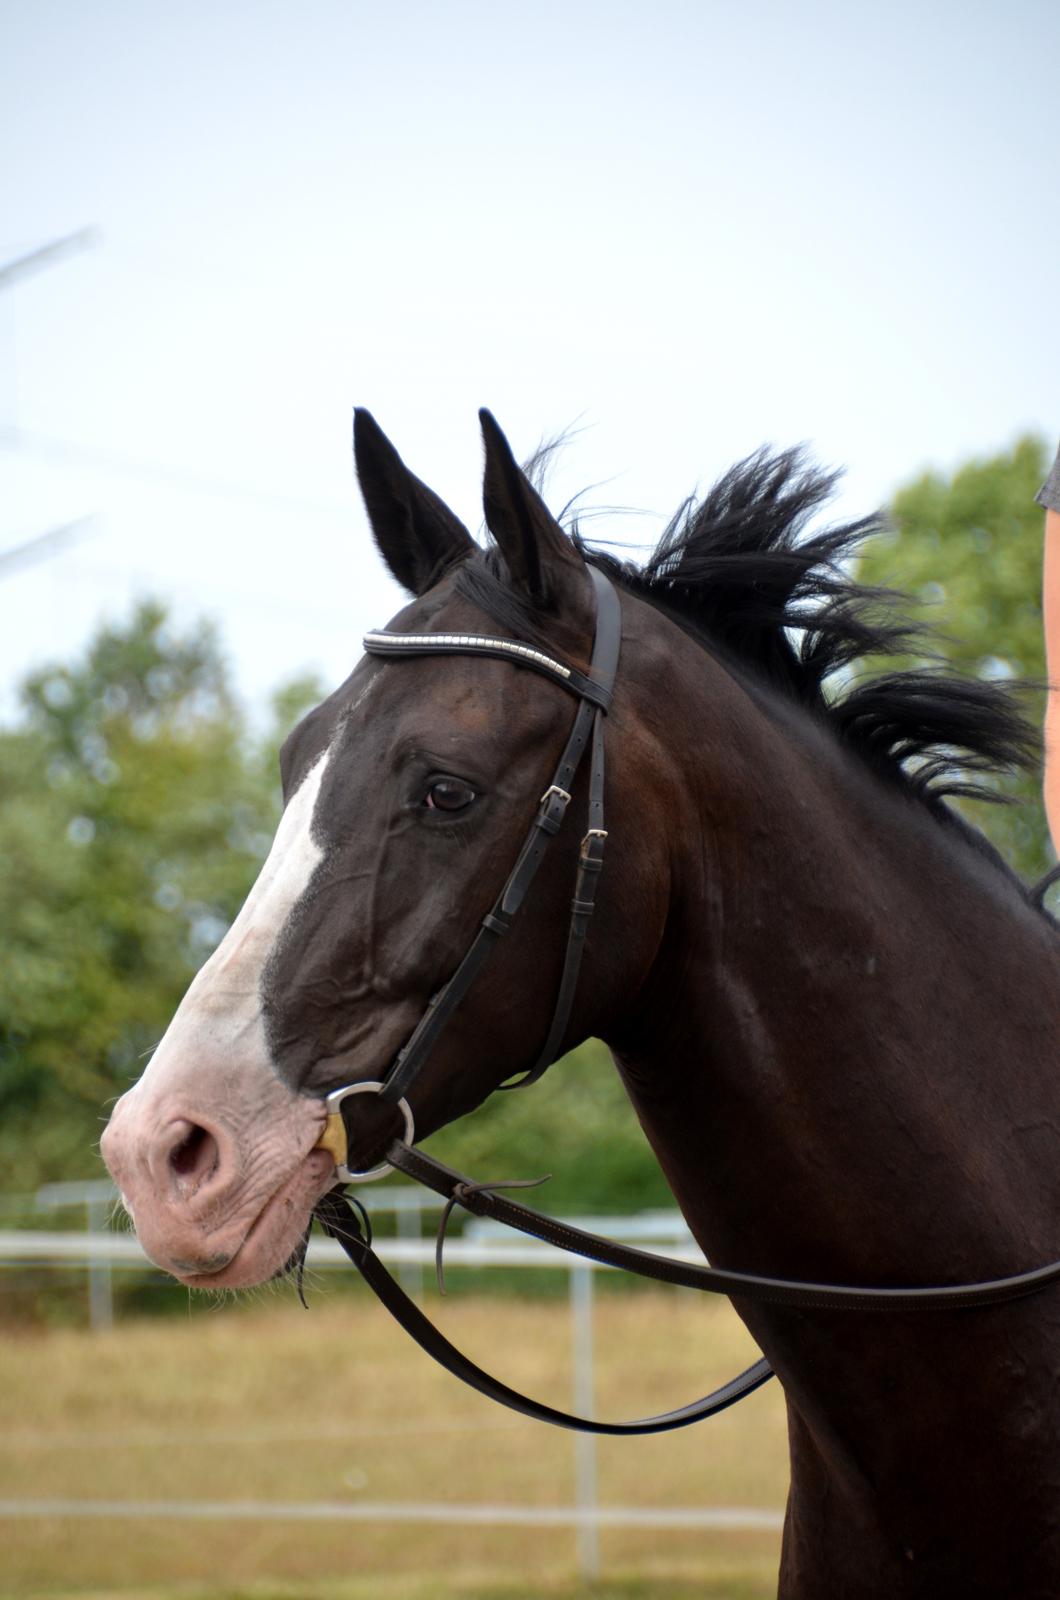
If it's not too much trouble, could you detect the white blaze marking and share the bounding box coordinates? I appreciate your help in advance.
[138,744,333,1094]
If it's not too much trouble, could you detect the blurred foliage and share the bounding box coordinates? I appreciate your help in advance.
[425,1038,671,1217]
[0,602,321,1195]
[854,434,1051,881]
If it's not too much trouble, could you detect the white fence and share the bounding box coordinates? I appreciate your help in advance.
[0,1186,780,1581]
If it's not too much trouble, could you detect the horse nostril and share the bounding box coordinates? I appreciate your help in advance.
[168,1122,219,1190]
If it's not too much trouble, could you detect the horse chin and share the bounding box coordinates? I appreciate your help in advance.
[174,1148,336,1291]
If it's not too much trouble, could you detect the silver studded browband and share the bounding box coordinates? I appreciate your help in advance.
[364,631,571,680]
[362,629,612,711]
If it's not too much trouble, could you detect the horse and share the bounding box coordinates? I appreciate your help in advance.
[102,409,1060,1598]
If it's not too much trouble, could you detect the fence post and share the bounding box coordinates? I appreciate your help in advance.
[85,1193,113,1332]
[570,1262,599,1581]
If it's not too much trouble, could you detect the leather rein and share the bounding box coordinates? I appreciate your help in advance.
[312,566,1060,1436]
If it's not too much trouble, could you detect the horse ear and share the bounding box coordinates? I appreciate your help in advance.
[354,409,474,596]
[479,409,584,608]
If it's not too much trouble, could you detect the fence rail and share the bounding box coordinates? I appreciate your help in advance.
[0,1201,766,1581]
[0,1227,705,1269]
[0,1496,784,1532]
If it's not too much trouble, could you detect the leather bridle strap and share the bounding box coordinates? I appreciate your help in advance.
[311,559,1060,1433]
[364,566,621,1108]
[503,582,618,1091]
[315,1188,774,1436]
[386,1140,1060,1312]
[317,1132,1060,1433]
[315,1135,1060,1435]
[312,559,1060,1436]
[317,1126,1060,1440]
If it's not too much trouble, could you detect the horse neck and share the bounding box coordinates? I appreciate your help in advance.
[606,635,1060,1288]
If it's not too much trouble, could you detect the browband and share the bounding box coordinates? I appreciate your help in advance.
[363,629,613,711]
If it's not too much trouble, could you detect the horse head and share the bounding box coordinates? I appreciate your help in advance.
[100,411,668,1287]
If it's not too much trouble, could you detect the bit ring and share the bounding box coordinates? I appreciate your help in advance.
[317,1080,415,1184]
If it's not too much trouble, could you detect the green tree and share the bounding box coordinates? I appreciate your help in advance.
[0,601,320,1194]
[424,1037,671,1218]
[855,434,1051,881]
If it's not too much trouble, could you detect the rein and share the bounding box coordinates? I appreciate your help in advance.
[316,1137,1060,1435]
[312,565,1060,1436]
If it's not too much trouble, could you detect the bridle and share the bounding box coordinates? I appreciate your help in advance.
[315,564,622,1179]
[311,564,1060,1437]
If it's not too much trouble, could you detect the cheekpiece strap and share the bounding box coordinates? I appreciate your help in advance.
[357,566,621,1110]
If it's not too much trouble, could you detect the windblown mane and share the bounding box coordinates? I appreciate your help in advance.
[455,446,1041,884]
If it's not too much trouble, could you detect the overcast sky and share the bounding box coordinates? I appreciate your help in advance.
[2,0,1058,722]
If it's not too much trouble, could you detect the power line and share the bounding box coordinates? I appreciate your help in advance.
[0,229,101,292]
[0,425,354,522]
[0,229,103,566]
[0,516,96,579]
[0,230,353,527]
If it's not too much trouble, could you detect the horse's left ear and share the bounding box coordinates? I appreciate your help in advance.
[354,409,474,596]
[479,409,585,608]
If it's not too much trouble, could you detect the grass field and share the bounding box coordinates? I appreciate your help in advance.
[0,1282,787,1599]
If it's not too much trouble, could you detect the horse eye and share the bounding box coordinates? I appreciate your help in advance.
[425,778,476,812]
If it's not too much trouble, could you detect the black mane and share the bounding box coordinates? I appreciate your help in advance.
[456,445,1040,852]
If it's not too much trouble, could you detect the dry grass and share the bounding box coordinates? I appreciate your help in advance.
[0,1284,787,1598]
